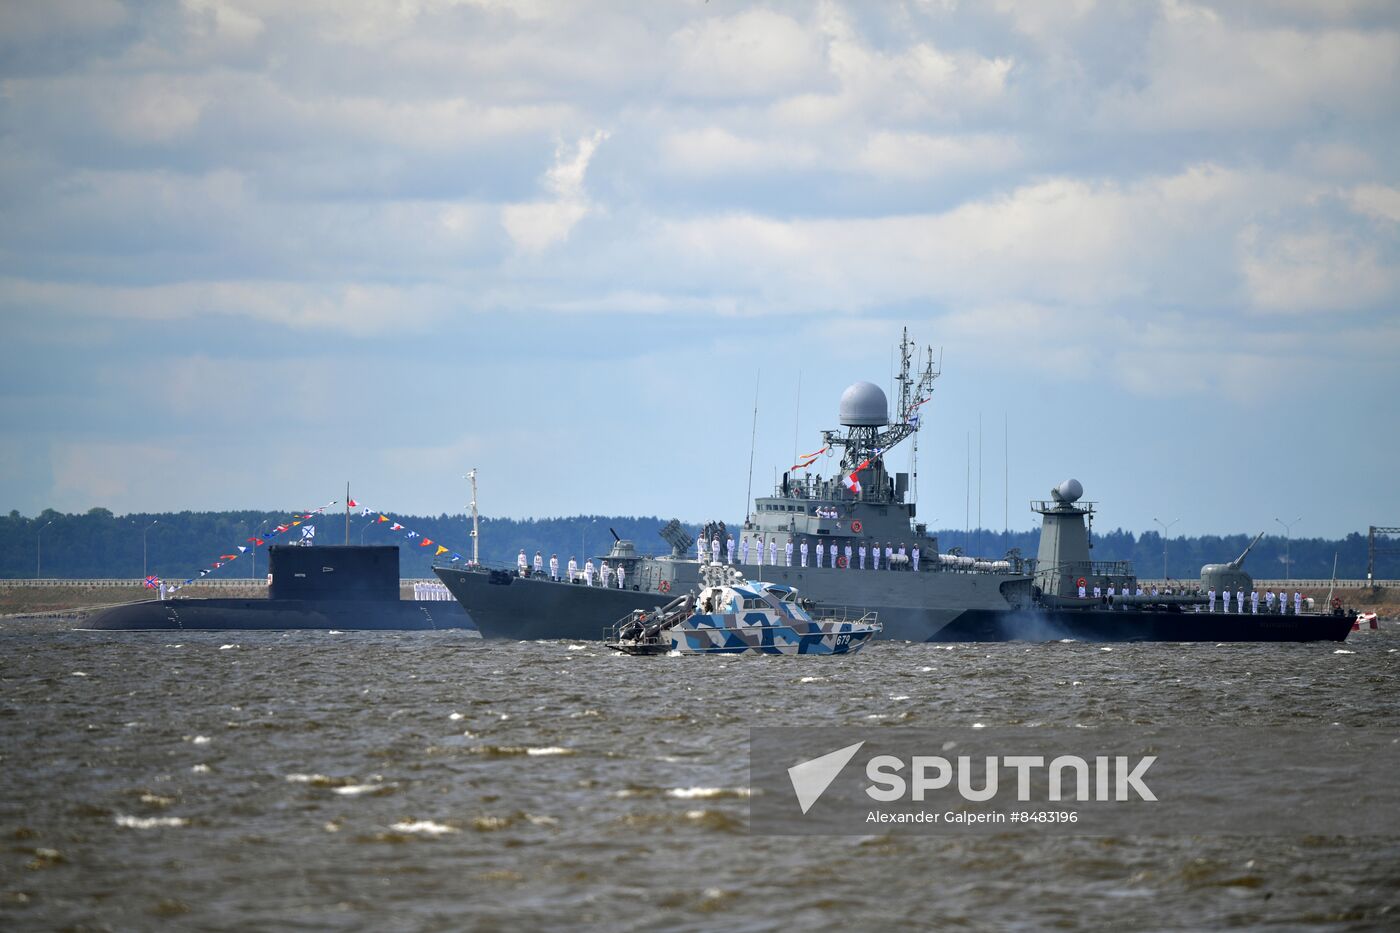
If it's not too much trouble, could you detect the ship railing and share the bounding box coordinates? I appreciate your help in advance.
[1037,560,1134,579]
[805,605,880,627]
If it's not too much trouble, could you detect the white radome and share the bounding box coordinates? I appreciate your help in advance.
[839,381,889,427]
[1055,478,1084,503]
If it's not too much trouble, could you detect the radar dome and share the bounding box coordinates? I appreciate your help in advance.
[1053,478,1083,503]
[839,382,889,427]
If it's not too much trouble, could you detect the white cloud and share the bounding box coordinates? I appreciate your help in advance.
[502,130,609,253]
[1346,184,1400,224]
[666,9,829,101]
[1100,1,1400,132]
[856,132,1023,179]
[659,127,821,177]
[1238,225,1395,313]
[0,278,460,336]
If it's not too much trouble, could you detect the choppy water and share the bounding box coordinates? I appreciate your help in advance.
[2,621,1398,930]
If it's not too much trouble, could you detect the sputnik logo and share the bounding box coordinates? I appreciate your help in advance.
[787,741,865,814]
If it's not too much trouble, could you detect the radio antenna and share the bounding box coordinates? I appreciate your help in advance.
[744,373,760,524]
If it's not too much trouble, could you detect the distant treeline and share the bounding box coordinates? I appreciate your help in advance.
[2,508,1396,581]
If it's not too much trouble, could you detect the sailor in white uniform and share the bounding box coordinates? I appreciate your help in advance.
[1208,588,1216,612]
[1250,590,1259,614]
[912,545,920,572]
[858,543,867,570]
[785,539,794,567]
[828,543,837,568]
[1078,583,1087,598]
[815,542,823,568]
[844,544,853,569]
[549,554,559,581]
[697,536,707,563]
[897,543,907,563]
[871,545,879,571]
[567,557,578,582]
[583,559,595,586]
[616,564,626,589]
[711,536,721,564]
[1107,585,1116,605]
[800,540,809,567]
[1236,589,1244,615]
[727,535,735,564]
[517,550,528,576]
[769,539,778,566]
[1093,585,1102,600]
[1265,590,1275,613]
[1293,591,1303,615]
[884,544,893,568]
[740,536,749,564]
[600,560,611,587]
[533,551,543,576]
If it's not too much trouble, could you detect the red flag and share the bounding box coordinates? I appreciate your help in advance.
[377,515,389,523]
[348,499,358,508]
[843,472,862,495]
[276,525,289,533]
[247,537,264,546]
[419,538,434,547]
[220,554,237,560]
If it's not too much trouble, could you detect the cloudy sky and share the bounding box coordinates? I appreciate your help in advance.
[2,0,1397,540]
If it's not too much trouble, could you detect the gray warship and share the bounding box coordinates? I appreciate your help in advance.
[435,331,1352,643]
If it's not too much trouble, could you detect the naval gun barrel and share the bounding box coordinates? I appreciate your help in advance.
[1229,532,1266,569]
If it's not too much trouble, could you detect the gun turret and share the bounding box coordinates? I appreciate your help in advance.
[1200,532,1264,595]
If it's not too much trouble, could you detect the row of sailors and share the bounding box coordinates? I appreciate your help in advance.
[517,550,630,588]
[1077,582,1311,614]
[412,581,453,601]
[697,535,921,571]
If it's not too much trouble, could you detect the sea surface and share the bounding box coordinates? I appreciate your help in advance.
[1,620,1397,931]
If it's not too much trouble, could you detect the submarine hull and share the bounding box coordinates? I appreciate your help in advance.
[82,597,475,632]
[435,566,1351,643]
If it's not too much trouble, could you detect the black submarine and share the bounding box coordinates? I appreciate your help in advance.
[84,544,476,632]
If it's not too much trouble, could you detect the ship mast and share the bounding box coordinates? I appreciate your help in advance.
[820,328,940,471]
[467,469,480,565]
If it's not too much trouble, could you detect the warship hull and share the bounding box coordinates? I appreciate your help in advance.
[82,597,475,632]
[435,566,1350,642]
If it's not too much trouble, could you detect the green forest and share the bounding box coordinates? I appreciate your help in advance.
[3,508,1396,582]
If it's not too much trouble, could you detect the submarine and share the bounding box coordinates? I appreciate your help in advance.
[84,544,476,632]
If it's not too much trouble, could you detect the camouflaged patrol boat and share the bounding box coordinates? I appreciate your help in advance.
[605,564,881,656]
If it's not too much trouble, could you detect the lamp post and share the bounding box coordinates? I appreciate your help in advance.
[360,519,375,544]
[582,518,597,561]
[1275,516,1301,581]
[36,520,53,579]
[142,520,159,580]
[1153,517,1179,581]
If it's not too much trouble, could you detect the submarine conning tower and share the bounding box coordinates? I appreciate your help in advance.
[1031,479,1135,599]
[268,545,400,602]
